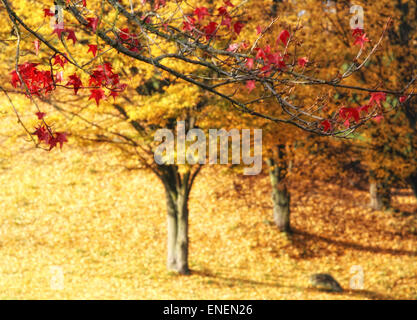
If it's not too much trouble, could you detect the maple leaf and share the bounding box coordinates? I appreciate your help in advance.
[87,44,98,57]
[54,55,68,68]
[339,107,360,123]
[52,23,65,38]
[359,104,371,114]
[352,28,364,37]
[36,112,46,120]
[233,22,245,35]
[255,48,266,60]
[246,58,254,70]
[119,28,131,41]
[218,6,229,17]
[224,0,234,7]
[320,119,332,132]
[66,29,77,45]
[89,88,106,106]
[369,92,387,107]
[66,73,82,95]
[194,7,209,21]
[10,70,21,88]
[354,33,369,49]
[203,22,218,40]
[86,17,99,32]
[34,40,40,55]
[256,25,263,35]
[54,132,68,149]
[43,8,54,17]
[33,125,50,143]
[277,29,290,46]
[221,16,232,29]
[246,80,256,92]
[183,16,196,32]
[298,57,308,67]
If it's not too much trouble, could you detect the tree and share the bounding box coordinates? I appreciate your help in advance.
[0,0,411,274]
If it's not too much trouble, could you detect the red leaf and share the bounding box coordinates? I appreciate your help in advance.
[359,104,371,113]
[203,22,218,40]
[66,29,77,44]
[33,125,50,143]
[194,7,209,21]
[233,22,245,35]
[320,119,332,132]
[354,33,369,49]
[256,25,263,35]
[298,57,308,67]
[36,112,46,120]
[399,95,407,103]
[89,88,106,106]
[66,73,83,95]
[52,23,65,38]
[277,29,290,46]
[246,58,254,70]
[224,0,234,7]
[86,17,99,32]
[54,132,68,149]
[87,44,98,57]
[369,92,387,107]
[246,80,256,92]
[352,28,364,37]
[43,8,54,17]
[183,16,196,32]
[339,107,360,123]
[53,55,68,68]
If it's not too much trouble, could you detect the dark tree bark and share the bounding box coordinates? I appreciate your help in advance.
[407,172,417,200]
[267,144,291,233]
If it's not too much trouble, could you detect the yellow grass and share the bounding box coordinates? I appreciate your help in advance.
[0,144,416,299]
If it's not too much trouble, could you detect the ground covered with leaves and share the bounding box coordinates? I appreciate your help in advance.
[0,146,416,299]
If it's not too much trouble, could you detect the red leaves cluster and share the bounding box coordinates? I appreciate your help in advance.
[321,91,389,132]
[10,62,54,96]
[183,1,243,40]
[87,62,127,105]
[33,120,68,150]
[352,28,369,49]
[118,28,141,52]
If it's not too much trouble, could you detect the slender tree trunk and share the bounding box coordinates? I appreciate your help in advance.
[369,181,391,210]
[407,172,417,200]
[161,166,194,275]
[267,145,291,233]
[176,192,189,274]
[166,191,178,271]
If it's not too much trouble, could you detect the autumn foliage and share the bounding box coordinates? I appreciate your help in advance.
[0,0,416,299]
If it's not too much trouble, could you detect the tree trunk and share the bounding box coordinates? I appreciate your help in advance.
[369,181,391,210]
[267,145,291,233]
[272,182,290,232]
[176,193,189,274]
[407,172,417,200]
[166,191,178,271]
[161,166,194,275]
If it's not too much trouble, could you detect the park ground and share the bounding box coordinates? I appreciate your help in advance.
[0,143,416,299]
